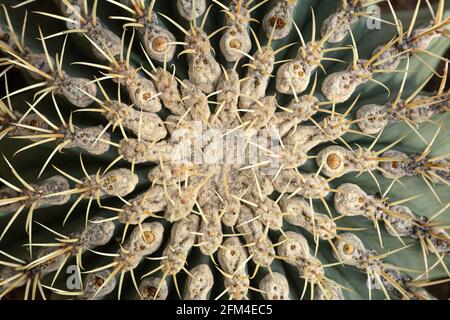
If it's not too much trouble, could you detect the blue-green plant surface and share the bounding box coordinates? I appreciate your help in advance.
[0,0,449,300]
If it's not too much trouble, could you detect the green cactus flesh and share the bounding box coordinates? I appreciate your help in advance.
[0,0,449,300]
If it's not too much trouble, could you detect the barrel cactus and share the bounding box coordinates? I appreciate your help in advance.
[0,0,449,300]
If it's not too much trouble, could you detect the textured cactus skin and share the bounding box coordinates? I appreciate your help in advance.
[0,0,449,300]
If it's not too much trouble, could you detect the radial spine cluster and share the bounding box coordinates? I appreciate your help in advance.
[0,0,449,300]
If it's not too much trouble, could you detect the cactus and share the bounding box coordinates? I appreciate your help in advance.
[0,0,449,300]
